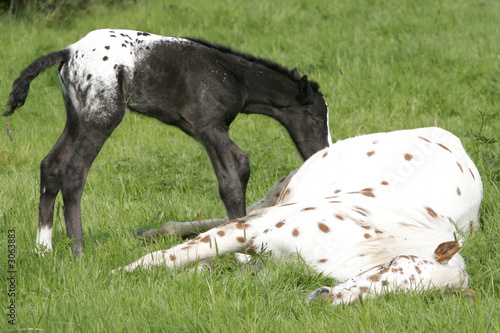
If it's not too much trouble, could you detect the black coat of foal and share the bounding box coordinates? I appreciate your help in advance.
[5,29,331,256]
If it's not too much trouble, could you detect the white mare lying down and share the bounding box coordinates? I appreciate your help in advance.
[114,127,483,305]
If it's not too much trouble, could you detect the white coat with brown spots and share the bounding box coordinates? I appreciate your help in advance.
[113,127,483,305]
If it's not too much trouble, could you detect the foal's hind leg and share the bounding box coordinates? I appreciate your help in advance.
[58,116,124,256]
[37,93,80,252]
[54,65,131,257]
[37,123,76,252]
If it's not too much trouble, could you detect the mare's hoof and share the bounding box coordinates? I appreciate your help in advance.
[306,287,332,303]
[137,228,159,242]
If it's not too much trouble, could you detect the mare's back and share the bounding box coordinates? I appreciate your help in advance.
[277,127,482,232]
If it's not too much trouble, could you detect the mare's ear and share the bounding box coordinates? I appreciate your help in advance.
[434,241,461,265]
[291,67,302,81]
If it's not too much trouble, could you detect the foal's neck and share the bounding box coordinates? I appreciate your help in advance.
[240,65,299,117]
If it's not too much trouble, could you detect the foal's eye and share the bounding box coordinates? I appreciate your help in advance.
[315,120,324,126]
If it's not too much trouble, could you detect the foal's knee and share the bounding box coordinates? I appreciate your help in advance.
[238,154,250,185]
[231,145,250,185]
[40,157,61,195]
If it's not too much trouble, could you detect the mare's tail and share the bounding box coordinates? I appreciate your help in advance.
[4,49,69,116]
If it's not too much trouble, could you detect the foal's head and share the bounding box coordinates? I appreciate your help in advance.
[281,69,331,160]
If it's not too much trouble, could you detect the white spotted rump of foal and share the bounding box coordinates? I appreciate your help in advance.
[114,127,482,305]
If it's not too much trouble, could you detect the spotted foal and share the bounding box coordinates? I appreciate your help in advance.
[5,29,330,257]
[114,127,482,305]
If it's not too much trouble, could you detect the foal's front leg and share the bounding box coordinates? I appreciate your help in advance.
[199,129,249,220]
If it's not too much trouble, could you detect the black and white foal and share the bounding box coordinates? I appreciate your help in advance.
[5,29,331,256]
[114,128,482,305]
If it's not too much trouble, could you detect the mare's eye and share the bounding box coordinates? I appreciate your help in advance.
[315,120,324,126]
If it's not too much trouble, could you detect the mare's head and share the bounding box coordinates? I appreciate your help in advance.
[279,68,331,160]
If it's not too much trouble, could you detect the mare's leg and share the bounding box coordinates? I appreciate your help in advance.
[137,169,296,240]
[245,170,297,212]
[307,242,467,305]
[114,213,260,273]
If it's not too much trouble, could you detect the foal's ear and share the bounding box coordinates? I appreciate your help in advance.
[299,75,310,99]
[291,67,302,81]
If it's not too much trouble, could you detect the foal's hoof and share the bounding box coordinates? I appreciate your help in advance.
[71,240,85,258]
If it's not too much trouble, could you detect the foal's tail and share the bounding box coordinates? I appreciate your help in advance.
[4,49,69,116]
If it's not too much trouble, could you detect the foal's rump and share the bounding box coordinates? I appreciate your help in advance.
[58,30,160,122]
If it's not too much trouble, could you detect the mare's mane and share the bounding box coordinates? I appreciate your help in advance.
[186,38,321,92]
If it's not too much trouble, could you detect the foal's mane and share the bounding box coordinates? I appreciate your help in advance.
[186,38,321,92]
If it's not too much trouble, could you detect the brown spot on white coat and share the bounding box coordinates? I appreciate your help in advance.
[437,143,451,152]
[425,207,438,218]
[361,188,375,198]
[318,222,330,233]
[353,206,370,217]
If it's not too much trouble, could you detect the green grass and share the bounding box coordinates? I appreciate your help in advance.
[1,0,499,331]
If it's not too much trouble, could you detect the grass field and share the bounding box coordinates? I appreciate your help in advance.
[1,0,499,331]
